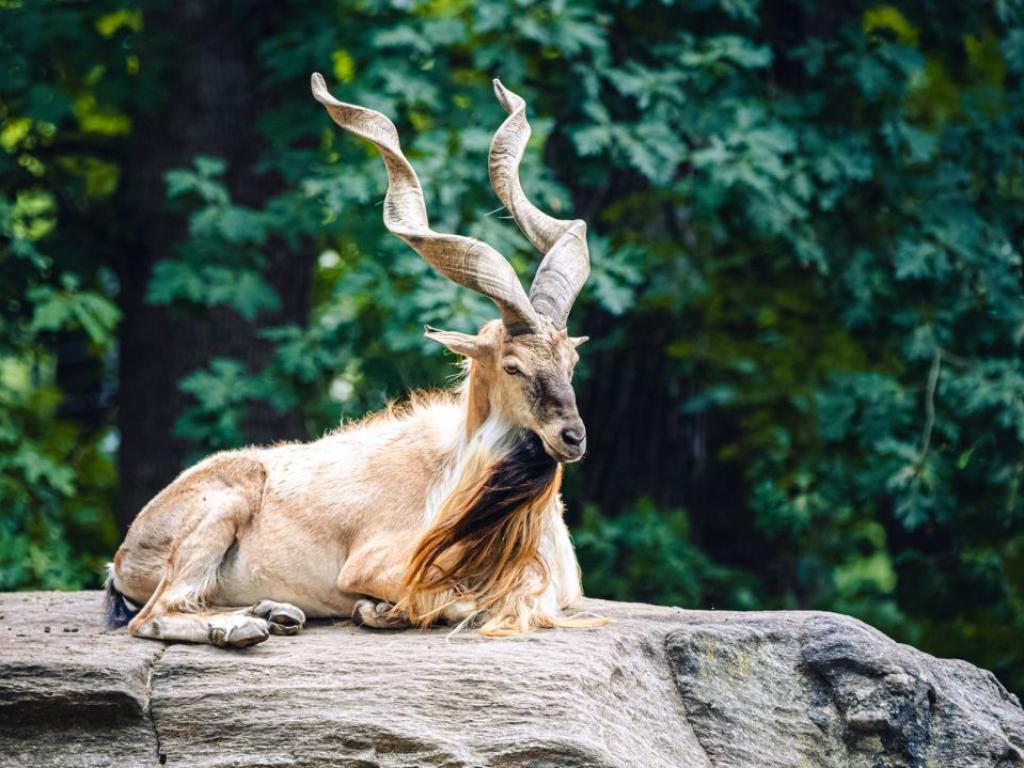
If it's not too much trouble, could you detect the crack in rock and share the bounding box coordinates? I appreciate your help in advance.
[144,644,169,766]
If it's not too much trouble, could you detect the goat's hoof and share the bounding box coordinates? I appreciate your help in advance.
[250,600,306,635]
[353,598,409,629]
[209,618,270,648]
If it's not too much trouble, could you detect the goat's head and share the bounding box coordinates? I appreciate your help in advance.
[424,319,588,462]
[312,75,591,463]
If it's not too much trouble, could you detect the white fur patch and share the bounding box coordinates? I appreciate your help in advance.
[423,411,514,525]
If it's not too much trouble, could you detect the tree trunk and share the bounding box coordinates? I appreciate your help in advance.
[114,3,314,530]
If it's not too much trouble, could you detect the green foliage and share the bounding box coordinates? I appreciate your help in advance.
[575,500,759,609]
[2,0,1023,698]
[0,177,119,589]
[148,157,281,319]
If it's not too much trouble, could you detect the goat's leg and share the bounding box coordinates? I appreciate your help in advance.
[131,601,305,647]
[131,607,270,647]
[127,476,279,648]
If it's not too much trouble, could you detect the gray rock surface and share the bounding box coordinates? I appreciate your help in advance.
[0,591,1021,767]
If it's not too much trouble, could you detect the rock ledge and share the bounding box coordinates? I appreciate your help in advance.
[0,591,1021,767]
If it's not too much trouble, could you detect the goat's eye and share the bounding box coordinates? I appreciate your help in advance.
[503,363,521,376]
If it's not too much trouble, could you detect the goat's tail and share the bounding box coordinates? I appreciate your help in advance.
[103,563,138,629]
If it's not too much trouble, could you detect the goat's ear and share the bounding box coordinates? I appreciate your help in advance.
[570,335,590,348]
[424,326,490,359]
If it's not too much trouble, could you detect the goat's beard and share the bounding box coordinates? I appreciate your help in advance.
[399,430,562,630]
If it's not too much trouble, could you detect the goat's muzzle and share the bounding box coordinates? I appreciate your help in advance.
[545,418,586,463]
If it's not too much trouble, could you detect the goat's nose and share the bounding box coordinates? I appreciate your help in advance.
[561,425,586,447]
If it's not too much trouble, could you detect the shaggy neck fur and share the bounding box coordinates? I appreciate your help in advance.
[401,357,567,634]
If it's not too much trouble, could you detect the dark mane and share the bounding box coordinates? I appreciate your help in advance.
[444,431,556,546]
[401,430,561,624]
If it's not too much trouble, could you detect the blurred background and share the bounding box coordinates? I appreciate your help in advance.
[2,0,1023,695]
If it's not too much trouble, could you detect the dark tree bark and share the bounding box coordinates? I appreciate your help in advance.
[113,3,314,530]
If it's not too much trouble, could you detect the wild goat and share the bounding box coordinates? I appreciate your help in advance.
[105,73,602,647]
